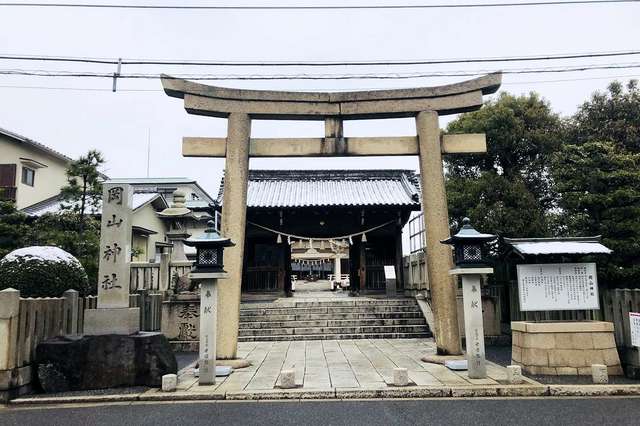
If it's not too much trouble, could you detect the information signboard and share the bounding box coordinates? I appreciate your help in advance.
[630,312,640,347]
[383,265,396,280]
[517,263,599,311]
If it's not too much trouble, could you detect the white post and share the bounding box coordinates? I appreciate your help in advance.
[199,279,218,385]
[461,274,486,378]
[191,270,228,385]
[0,288,20,371]
[450,268,492,379]
[62,289,79,336]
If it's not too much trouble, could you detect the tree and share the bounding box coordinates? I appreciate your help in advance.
[0,201,30,259]
[571,80,640,153]
[554,81,640,286]
[60,149,105,231]
[445,92,563,237]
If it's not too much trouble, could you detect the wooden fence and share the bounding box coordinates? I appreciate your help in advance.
[130,255,193,292]
[402,252,429,296]
[601,288,640,366]
[1,287,166,396]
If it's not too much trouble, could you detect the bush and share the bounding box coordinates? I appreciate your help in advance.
[0,246,90,297]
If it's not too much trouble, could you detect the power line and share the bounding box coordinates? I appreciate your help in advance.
[0,1,638,10]
[1,50,640,67]
[2,63,640,80]
[0,73,638,92]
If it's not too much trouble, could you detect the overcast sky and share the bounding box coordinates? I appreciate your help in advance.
[1,1,639,198]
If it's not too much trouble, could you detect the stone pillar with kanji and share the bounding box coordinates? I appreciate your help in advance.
[84,183,140,335]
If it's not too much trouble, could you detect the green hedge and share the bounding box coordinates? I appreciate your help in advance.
[0,249,89,297]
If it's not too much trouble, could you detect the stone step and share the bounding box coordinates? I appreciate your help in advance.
[239,325,430,337]
[238,332,432,342]
[239,318,427,329]
[239,311,425,322]
[240,305,422,317]
[240,299,418,309]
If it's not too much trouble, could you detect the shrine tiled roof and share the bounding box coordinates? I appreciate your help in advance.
[217,169,421,209]
[504,237,612,256]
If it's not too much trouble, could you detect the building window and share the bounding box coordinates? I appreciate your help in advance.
[21,167,35,187]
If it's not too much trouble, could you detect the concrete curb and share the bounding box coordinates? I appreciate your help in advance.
[8,384,640,405]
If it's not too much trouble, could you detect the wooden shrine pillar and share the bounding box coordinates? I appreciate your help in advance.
[359,236,367,293]
[416,111,462,356]
[219,112,251,360]
[395,223,404,293]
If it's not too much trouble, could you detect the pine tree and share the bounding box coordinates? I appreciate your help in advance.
[60,150,105,231]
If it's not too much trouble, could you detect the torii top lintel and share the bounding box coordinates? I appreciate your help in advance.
[161,72,502,120]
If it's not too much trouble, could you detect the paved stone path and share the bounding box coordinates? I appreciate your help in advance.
[159,338,539,396]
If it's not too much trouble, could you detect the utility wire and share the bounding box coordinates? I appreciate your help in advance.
[1,50,640,67]
[0,1,638,10]
[2,63,640,80]
[1,73,638,92]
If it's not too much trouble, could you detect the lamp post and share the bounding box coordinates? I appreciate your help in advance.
[183,221,234,385]
[441,218,497,379]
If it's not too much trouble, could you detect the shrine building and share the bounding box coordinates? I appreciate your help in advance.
[214,169,421,297]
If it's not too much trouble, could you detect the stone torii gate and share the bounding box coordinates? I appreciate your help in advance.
[162,72,502,360]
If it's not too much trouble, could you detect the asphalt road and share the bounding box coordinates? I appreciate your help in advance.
[2,397,640,426]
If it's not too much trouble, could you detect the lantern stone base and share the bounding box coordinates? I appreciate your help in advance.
[84,308,140,335]
[511,321,623,376]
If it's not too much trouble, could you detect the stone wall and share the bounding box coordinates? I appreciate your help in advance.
[161,293,200,352]
[511,321,623,376]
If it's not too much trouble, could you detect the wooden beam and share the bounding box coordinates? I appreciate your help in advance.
[183,134,486,158]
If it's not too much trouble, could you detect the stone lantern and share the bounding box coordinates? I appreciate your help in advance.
[440,217,497,379]
[183,221,234,386]
[441,217,497,268]
[184,221,235,274]
[157,190,193,262]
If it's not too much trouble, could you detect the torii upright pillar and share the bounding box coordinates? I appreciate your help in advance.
[417,111,461,355]
[218,113,251,359]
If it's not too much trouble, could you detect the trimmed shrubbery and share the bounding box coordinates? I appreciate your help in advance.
[0,246,90,297]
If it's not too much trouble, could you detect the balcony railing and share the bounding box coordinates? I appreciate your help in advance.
[0,186,16,202]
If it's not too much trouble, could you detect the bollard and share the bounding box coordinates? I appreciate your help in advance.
[280,369,296,389]
[162,374,177,392]
[393,368,409,387]
[506,365,524,384]
[592,364,608,384]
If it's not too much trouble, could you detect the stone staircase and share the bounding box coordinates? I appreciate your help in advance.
[238,298,431,341]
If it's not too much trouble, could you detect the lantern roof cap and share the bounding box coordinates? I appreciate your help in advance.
[184,221,235,247]
[441,217,497,245]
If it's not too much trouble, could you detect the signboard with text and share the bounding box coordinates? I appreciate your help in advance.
[517,263,599,311]
[630,312,640,347]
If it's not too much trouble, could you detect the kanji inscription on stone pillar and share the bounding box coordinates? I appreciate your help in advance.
[97,183,133,309]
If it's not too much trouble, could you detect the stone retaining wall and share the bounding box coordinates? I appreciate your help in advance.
[511,321,623,376]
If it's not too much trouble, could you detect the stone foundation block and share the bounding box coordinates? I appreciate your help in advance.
[592,364,608,384]
[511,321,622,376]
[592,332,616,349]
[393,368,409,387]
[522,333,555,349]
[506,365,523,384]
[522,348,549,366]
[162,374,177,392]
[84,308,140,335]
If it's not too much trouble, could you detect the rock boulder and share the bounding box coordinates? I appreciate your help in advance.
[35,332,177,392]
